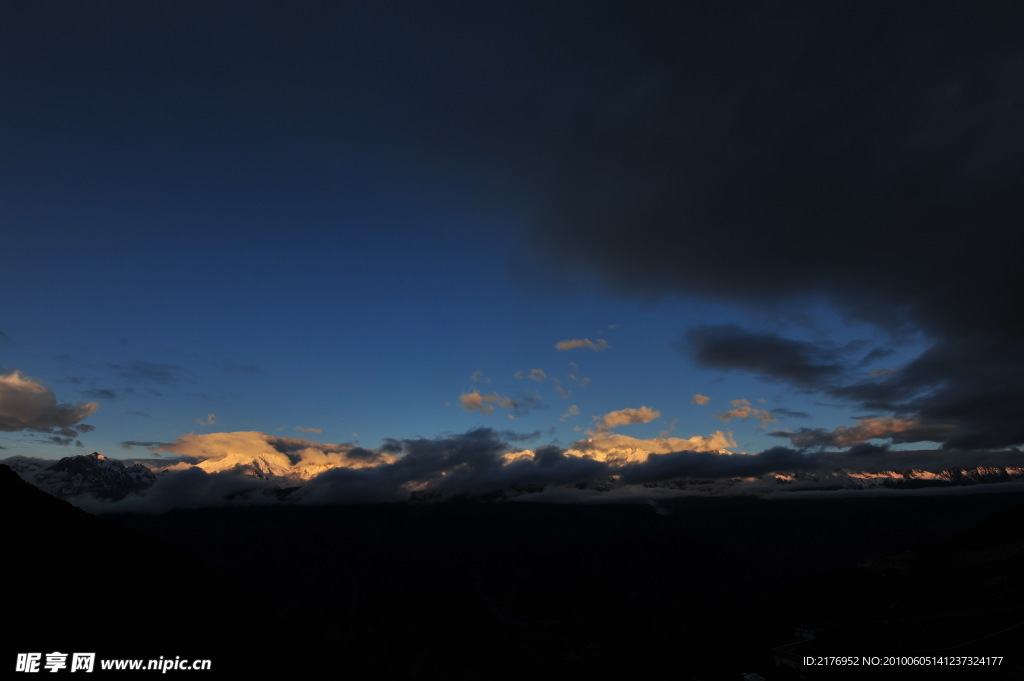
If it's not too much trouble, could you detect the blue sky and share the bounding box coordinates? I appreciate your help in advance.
[2,2,1021,469]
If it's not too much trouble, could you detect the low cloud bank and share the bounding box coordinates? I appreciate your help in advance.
[7,425,1020,512]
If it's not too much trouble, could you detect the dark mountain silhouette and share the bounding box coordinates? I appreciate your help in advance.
[7,461,1024,679]
[2,465,225,670]
[755,502,1024,679]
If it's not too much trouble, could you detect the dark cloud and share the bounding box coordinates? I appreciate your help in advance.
[345,447,381,462]
[89,467,284,513]
[817,446,1024,474]
[684,325,849,389]
[772,408,810,420]
[845,443,889,458]
[785,418,955,449]
[498,429,542,443]
[109,360,181,385]
[120,440,174,449]
[859,347,896,366]
[832,340,1024,449]
[510,3,1024,450]
[528,3,1023,330]
[300,429,609,504]
[83,388,117,400]
[618,447,818,484]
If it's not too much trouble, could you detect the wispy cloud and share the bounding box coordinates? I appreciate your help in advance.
[560,404,580,421]
[555,338,610,352]
[109,360,182,386]
[514,369,547,382]
[692,394,711,406]
[83,388,117,400]
[196,413,217,426]
[120,440,174,450]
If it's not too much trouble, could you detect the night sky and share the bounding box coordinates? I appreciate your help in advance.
[3,1,1023,494]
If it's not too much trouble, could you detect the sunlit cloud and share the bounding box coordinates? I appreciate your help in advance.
[0,370,98,435]
[716,399,776,428]
[566,431,736,465]
[514,369,547,382]
[157,431,395,479]
[459,390,517,415]
[692,394,711,406]
[593,406,661,432]
[469,370,491,383]
[555,338,610,352]
[560,404,581,421]
[788,417,954,448]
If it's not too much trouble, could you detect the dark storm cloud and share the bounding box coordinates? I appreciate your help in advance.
[785,419,955,449]
[618,447,818,484]
[299,430,613,505]
[513,3,1024,450]
[299,428,514,504]
[528,3,1024,330]
[844,443,889,458]
[832,340,1024,449]
[684,325,848,388]
[818,446,1024,474]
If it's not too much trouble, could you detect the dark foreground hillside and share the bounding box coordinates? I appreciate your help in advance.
[6,466,1024,679]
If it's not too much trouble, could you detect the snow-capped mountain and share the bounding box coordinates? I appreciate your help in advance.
[4,450,1024,507]
[184,452,339,481]
[642,466,1024,494]
[3,452,155,501]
